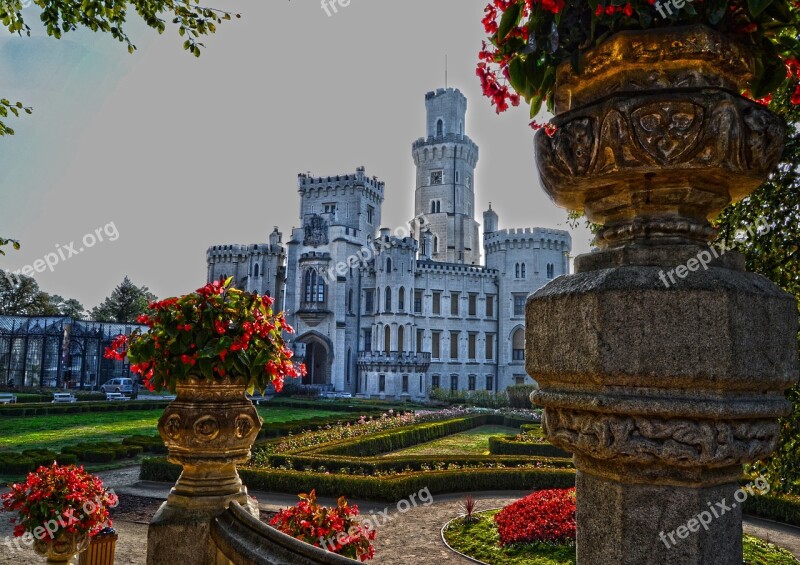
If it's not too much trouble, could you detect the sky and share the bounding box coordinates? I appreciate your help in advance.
[0,0,592,309]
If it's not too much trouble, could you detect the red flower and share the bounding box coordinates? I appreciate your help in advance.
[494,488,576,546]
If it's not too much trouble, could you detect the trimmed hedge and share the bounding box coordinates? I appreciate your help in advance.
[308,416,489,457]
[140,457,576,502]
[266,399,416,412]
[489,435,571,458]
[744,493,800,527]
[0,400,169,417]
[0,451,79,474]
[258,412,386,439]
[260,452,573,474]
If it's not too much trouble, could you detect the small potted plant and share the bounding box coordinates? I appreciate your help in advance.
[105,278,305,517]
[1,463,118,565]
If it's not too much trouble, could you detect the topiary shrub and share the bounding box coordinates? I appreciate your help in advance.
[0,454,35,474]
[82,449,116,463]
[506,385,537,409]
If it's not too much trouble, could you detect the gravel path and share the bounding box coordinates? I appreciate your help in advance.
[2,467,800,564]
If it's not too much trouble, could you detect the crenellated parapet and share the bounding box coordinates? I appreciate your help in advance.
[297,166,384,203]
[484,227,571,255]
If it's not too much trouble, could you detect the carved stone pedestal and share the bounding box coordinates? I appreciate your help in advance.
[146,379,262,565]
[529,25,799,564]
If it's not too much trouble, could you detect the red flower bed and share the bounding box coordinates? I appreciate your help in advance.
[494,487,576,546]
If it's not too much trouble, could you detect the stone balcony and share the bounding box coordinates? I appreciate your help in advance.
[356,351,431,371]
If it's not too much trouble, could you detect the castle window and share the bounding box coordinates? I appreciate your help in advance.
[433,236,439,254]
[486,333,495,360]
[416,329,424,352]
[468,333,477,360]
[414,290,423,313]
[450,331,459,360]
[386,257,392,272]
[384,325,391,352]
[398,287,405,311]
[367,206,374,224]
[547,263,554,279]
[253,263,260,278]
[379,375,386,393]
[365,289,375,314]
[431,332,441,359]
[486,295,495,317]
[485,375,494,391]
[521,264,527,278]
[468,375,476,391]
[430,199,442,213]
[512,328,525,361]
[398,325,405,352]
[436,119,443,137]
[347,289,353,314]
[384,287,392,312]
[323,203,336,215]
[430,170,443,185]
[450,375,459,392]
[363,328,372,352]
[450,292,460,316]
[346,349,352,384]
[468,293,477,316]
[303,269,326,304]
[515,263,520,278]
[455,171,460,183]
[513,294,526,317]
[402,374,409,394]
[432,291,441,315]
[431,375,440,390]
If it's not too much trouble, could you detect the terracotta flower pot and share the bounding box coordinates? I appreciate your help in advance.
[33,531,89,565]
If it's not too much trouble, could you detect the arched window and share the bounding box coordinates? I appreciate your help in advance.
[512,328,525,361]
[386,257,392,272]
[253,263,260,278]
[547,264,554,279]
[397,325,405,352]
[346,349,352,384]
[384,325,391,352]
[431,200,437,213]
[304,269,326,304]
[433,236,439,254]
[515,263,520,278]
[398,287,405,311]
[436,119,443,137]
[385,287,392,312]
[521,263,526,278]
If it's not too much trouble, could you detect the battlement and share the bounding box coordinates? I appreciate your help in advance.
[484,227,572,253]
[297,166,385,199]
[375,233,418,253]
[417,260,497,278]
[412,133,478,152]
[299,251,331,262]
[425,87,466,102]
[207,243,285,260]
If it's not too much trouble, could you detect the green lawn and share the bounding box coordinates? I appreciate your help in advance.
[383,425,519,457]
[0,406,349,453]
[443,511,798,565]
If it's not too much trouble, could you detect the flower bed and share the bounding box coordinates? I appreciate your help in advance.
[495,488,576,545]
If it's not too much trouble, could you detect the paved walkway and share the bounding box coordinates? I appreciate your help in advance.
[2,467,800,564]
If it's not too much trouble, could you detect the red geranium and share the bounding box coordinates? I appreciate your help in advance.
[104,278,304,394]
[270,489,376,562]
[1,464,118,541]
[494,487,576,546]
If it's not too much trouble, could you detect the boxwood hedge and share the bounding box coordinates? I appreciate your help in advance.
[488,435,571,458]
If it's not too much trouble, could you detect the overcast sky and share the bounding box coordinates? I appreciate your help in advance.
[0,0,592,309]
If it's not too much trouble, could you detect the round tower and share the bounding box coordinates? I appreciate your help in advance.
[411,88,481,265]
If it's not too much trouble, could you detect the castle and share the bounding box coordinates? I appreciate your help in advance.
[206,88,571,399]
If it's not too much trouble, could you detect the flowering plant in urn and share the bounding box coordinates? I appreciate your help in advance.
[104,278,305,394]
[478,0,800,128]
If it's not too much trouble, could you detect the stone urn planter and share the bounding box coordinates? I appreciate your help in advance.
[33,532,90,565]
[147,377,263,564]
[529,24,798,565]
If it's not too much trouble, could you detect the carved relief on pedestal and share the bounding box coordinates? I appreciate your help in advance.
[544,407,780,469]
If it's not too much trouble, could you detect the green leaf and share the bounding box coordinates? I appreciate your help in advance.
[497,1,522,42]
[748,0,774,17]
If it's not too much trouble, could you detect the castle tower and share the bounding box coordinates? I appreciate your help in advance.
[412,88,480,265]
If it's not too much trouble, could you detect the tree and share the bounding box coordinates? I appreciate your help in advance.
[713,85,800,495]
[48,294,86,319]
[90,276,156,323]
[0,0,239,252]
[0,270,58,315]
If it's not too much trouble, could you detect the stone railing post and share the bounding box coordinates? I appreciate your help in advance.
[528,26,799,564]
